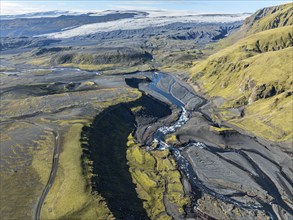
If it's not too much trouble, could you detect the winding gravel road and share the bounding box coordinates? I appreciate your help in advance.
[33,131,60,220]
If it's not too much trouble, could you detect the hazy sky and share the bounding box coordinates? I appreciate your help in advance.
[1,1,291,15]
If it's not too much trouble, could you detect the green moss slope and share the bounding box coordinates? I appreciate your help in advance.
[244,3,293,34]
[209,3,293,52]
[190,5,293,142]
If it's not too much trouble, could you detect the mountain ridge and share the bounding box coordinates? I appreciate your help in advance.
[190,3,293,142]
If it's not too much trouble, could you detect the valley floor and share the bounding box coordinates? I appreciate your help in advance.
[1,60,291,219]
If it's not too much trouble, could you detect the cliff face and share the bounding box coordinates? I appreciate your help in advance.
[190,3,293,142]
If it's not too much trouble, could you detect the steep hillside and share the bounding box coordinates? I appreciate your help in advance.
[243,3,293,34]
[190,4,293,142]
[209,3,293,51]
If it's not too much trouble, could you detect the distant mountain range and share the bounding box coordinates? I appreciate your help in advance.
[0,10,250,38]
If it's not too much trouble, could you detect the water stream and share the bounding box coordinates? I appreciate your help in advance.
[77,69,291,219]
[146,72,292,220]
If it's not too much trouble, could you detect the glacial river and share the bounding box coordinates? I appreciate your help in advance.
[59,67,292,220]
[147,72,292,220]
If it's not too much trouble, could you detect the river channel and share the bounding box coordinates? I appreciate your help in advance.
[83,71,292,220]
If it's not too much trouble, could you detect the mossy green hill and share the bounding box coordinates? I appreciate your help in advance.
[209,3,293,51]
[243,3,293,35]
[190,3,293,142]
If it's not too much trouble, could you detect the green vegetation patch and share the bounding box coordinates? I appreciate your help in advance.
[0,122,54,220]
[165,134,180,145]
[41,123,113,220]
[191,25,293,141]
[229,92,293,141]
[209,126,234,133]
[246,3,293,34]
[207,3,293,52]
[126,133,189,219]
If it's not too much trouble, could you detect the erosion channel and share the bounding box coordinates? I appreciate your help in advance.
[82,72,293,220]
